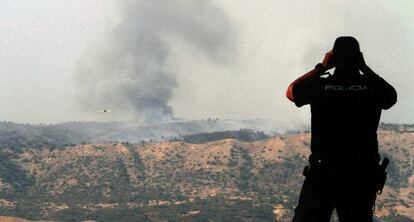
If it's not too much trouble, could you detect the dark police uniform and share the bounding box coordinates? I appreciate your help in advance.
[292,68,397,222]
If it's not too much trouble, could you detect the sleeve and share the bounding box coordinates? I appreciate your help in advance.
[292,78,319,107]
[368,74,397,110]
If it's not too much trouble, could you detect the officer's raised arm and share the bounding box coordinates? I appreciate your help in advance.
[359,53,398,110]
[286,50,334,104]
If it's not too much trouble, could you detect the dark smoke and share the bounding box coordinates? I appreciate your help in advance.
[75,0,236,124]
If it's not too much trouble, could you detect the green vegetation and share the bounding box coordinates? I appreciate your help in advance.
[182,129,269,144]
[0,150,34,199]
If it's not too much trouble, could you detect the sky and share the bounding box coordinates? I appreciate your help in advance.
[0,0,413,124]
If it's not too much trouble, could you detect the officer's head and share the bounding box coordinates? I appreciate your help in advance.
[333,36,360,68]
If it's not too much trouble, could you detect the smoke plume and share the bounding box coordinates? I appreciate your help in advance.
[75,0,235,124]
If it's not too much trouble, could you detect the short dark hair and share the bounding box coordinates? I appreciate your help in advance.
[333,36,360,67]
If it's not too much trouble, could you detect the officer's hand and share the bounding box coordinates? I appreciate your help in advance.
[322,50,334,70]
[358,52,375,76]
[358,52,367,69]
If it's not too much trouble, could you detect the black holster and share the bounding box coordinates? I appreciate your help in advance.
[303,154,390,195]
[374,157,389,195]
[303,154,325,177]
[303,165,310,177]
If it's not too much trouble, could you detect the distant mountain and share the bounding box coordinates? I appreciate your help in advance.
[0,119,305,148]
[0,123,413,221]
[181,128,269,143]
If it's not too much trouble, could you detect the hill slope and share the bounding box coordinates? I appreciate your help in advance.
[0,124,413,221]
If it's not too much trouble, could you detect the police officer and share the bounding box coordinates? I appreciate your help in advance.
[286,36,397,222]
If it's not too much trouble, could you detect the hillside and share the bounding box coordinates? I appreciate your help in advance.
[0,119,301,147]
[0,216,63,222]
[0,123,413,221]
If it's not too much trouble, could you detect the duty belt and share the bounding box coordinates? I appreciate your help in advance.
[303,153,390,195]
[308,153,381,167]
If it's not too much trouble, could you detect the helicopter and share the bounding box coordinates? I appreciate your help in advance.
[98,109,112,113]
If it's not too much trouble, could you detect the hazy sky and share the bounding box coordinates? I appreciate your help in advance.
[1,0,413,124]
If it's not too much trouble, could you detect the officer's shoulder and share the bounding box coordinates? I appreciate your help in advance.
[318,72,332,83]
